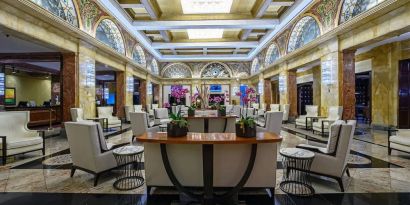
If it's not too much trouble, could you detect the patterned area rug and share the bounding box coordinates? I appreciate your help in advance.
[42,154,72,166]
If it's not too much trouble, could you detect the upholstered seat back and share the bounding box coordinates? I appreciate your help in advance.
[154,108,169,119]
[232,105,241,118]
[270,104,280,112]
[341,120,356,169]
[152,104,159,109]
[97,106,115,119]
[264,111,284,135]
[305,105,318,117]
[65,122,111,172]
[134,105,143,112]
[0,111,37,139]
[124,106,131,122]
[328,106,343,121]
[324,121,344,154]
[225,105,234,114]
[130,112,159,136]
[70,108,85,122]
[242,108,255,118]
[280,104,290,121]
[252,103,259,109]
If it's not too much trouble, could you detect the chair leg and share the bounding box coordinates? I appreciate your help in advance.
[94,173,101,187]
[147,186,152,195]
[2,155,5,165]
[346,168,351,177]
[70,167,76,177]
[336,177,345,192]
[388,148,392,155]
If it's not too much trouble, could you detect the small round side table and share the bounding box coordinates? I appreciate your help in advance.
[279,147,315,196]
[112,145,144,190]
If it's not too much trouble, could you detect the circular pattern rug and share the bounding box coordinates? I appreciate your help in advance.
[42,154,72,166]
[347,154,371,165]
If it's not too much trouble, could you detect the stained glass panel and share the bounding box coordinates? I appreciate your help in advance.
[265,44,280,66]
[201,63,230,78]
[287,16,320,53]
[151,59,159,75]
[96,19,125,54]
[31,0,78,26]
[133,45,146,66]
[339,0,384,23]
[162,63,192,78]
[251,58,260,75]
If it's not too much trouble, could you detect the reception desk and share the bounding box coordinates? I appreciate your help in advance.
[5,106,61,127]
[137,132,282,204]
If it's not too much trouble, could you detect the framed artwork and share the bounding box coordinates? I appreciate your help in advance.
[5,87,16,105]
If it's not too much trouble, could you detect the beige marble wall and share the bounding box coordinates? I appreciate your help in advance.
[125,69,134,106]
[312,66,322,115]
[78,42,97,118]
[320,52,340,116]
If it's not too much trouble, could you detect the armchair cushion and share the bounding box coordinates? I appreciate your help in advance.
[155,108,169,119]
[0,136,43,150]
[270,104,280,112]
[390,135,410,146]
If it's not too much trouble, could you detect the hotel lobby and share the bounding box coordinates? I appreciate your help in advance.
[0,0,410,204]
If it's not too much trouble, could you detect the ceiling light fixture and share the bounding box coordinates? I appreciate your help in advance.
[187,29,224,39]
[181,0,233,14]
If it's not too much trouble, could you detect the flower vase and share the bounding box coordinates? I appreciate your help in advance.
[167,123,188,137]
[235,123,256,138]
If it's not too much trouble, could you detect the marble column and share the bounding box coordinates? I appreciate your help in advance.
[78,43,96,118]
[312,66,321,115]
[153,83,160,104]
[264,79,272,110]
[125,71,134,106]
[61,52,77,122]
[340,50,356,120]
[140,80,147,110]
[116,71,125,118]
[287,70,297,118]
[320,52,340,117]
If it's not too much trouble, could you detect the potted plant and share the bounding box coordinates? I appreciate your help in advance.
[235,87,258,138]
[209,96,225,115]
[218,105,226,116]
[188,104,196,116]
[167,110,188,137]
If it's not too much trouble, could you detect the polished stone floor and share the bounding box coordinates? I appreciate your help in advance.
[1,122,410,204]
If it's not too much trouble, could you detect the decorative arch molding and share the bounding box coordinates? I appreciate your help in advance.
[30,0,79,27]
[95,18,125,55]
[132,44,146,67]
[161,63,192,78]
[264,43,281,67]
[200,62,232,78]
[251,58,261,75]
[287,15,322,53]
[338,0,384,24]
[150,59,159,75]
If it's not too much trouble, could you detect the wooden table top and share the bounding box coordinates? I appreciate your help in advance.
[183,115,237,119]
[136,132,282,144]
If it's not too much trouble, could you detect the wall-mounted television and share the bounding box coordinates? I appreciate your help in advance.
[209,84,222,93]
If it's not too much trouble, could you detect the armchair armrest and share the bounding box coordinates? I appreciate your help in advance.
[321,120,335,127]
[297,144,328,155]
[388,127,398,139]
[109,142,130,150]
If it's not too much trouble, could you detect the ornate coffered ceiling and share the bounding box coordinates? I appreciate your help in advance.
[97,0,314,61]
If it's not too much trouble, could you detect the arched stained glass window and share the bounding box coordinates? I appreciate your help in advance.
[251,58,260,75]
[151,59,159,75]
[201,63,230,78]
[287,16,321,53]
[133,45,146,66]
[96,19,125,54]
[31,0,78,26]
[162,63,192,78]
[265,44,280,66]
[339,0,384,23]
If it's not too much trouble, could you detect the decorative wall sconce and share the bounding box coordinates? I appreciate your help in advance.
[103,88,109,100]
[147,83,153,95]
[126,76,134,92]
[279,74,287,93]
[321,60,335,86]
[258,80,264,95]
[84,57,95,88]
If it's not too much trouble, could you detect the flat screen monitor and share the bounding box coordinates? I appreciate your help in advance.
[209,84,222,93]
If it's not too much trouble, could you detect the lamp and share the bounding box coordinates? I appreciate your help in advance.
[321,60,335,92]
[278,74,287,93]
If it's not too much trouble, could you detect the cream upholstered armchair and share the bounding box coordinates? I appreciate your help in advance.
[225,105,234,115]
[280,104,290,122]
[154,108,171,125]
[297,120,356,192]
[97,106,122,130]
[388,129,410,155]
[295,105,318,129]
[312,106,343,137]
[270,104,280,112]
[0,111,45,165]
[232,105,242,118]
[124,105,144,122]
[257,111,283,135]
[134,105,143,112]
[65,121,128,186]
[242,108,256,118]
[130,112,160,141]
[70,108,91,122]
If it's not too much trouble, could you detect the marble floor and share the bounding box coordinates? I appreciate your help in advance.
[1,123,410,205]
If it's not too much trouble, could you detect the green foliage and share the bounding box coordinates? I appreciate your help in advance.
[236,116,256,128]
[169,110,188,128]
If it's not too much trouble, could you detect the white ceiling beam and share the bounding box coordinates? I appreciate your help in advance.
[271,0,294,7]
[159,30,171,42]
[133,19,278,30]
[118,0,144,8]
[242,0,272,40]
[161,54,249,61]
[233,48,240,54]
[203,48,207,55]
[152,41,259,49]
[140,0,160,19]
[120,3,144,8]
[170,48,177,55]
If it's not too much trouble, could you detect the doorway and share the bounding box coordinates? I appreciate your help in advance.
[297,82,313,115]
[398,59,410,128]
[355,71,371,124]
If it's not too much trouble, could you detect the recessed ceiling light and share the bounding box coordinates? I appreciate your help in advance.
[181,0,233,14]
[187,29,224,39]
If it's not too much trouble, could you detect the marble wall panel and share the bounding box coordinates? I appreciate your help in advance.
[61,52,78,122]
[320,52,340,117]
[264,79,272,110]
[341,50,356,120]
[288,71,298,117]
[116,71,125,118]
[78,44,96,118]
[125,71,133,107]
[139,80,146,110]
[312,66,322,115]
